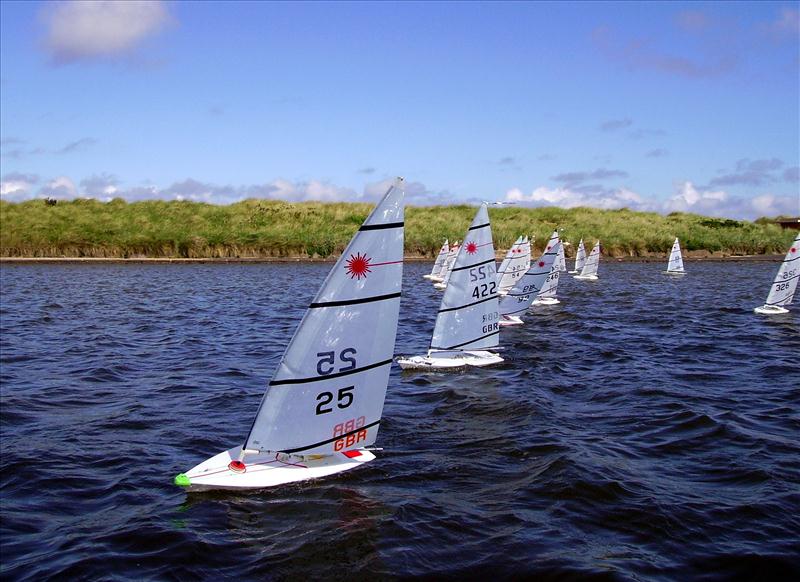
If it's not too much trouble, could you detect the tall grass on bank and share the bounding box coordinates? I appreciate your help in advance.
[0,198,794,258]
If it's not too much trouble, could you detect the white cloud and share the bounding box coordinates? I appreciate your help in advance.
[0,173,39,201]
[40,176,78,199]
[41,1,170,64]
[505,181,799,219]
[505,185,649,210]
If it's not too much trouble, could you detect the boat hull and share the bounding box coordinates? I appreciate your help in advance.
[573,274,599,280]
[754,305,790,315]
[662,270,686,276]
[397,350,504,370]
[499,315,524,327]
[433,282,447,290]
[532,297,560,305]
[176,446,375,491]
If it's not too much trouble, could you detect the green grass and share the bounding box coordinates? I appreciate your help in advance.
[0,198,794,258]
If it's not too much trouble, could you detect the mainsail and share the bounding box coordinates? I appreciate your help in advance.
[578,241,601,278]
[243,179,404,457]
[572,239,587,273]
[499,231,560,317]
[431,204,500,351]
[497,236,522,285]
[498,235,530,294]
[761,233,800,310]
[437,241,460,288]
[556,243,567,272]
[666,238,685,273]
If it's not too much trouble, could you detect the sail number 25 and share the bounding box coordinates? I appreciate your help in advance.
[315,349,358,415]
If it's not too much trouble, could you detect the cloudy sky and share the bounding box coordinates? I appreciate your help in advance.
[1,1,798,219]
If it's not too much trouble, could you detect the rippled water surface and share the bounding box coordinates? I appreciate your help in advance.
[1,261,799,580]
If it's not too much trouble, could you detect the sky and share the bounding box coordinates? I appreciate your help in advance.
[1,0,799,219]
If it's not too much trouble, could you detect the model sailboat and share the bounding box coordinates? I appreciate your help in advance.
[754,233,799,315]
[569,238,586,274]
[424,239,449,281]
[398,203,503,369]
[499,231,561,326]
[574,241,600,280]
[663,238,686,275]
[556,242,567,272]
[174,179,405,491]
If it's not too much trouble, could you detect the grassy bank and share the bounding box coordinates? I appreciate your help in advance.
[0,198,794,259]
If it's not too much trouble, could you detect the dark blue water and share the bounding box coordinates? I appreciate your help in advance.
[1,261,799,580]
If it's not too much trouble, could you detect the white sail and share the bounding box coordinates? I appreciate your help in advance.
[576,241,600,279]
[499,232,560,318]
[496,236,522,285]
[572,239,587,273]
[437,241,460,288]
[556,242,567,272]
[666,238,685,273]
[243,179,405,457]
[521,236,532,272]
[498,235,530,294]
[431,204,500,351]
[426,239,449,280]
[759,233,800,311]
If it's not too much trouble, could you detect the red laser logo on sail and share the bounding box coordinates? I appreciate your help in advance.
[465,241,478,254]
[539,261,545,267]
[345,252,372,279]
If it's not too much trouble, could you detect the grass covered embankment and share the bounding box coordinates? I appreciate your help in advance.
[0,198,794,259]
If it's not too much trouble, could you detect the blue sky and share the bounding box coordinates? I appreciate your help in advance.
[1,0,798,219]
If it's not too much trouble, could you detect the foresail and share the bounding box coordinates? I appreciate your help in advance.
[765,234,800,307]
[581,242,600,277]
[431,240,449,277]
[575,239,587,272]
[431,204,499,351]
[243,179,404,456]
[500,234,560,316]
[667,238,684,272]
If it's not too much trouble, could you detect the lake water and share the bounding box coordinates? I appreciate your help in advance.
[1,261,798,580]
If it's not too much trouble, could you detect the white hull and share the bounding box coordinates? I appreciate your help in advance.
[433,282,447,290]
[499,315,524,327]
[397,350,504,370]
[662,270,686,276]
[425,275,444,283]
[574,274,598,280]
[568,270,578,274]
[754,305,790,315]
[175,445,376,491]
[532,297,560,305]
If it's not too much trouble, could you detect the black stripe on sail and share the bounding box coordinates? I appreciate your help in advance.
[782,254,800,263]
[359,222,404,231]
[310,292,401,308]
[431,329,500,350]
[270,358,393,386]
[438,294,497,313]
[468,222,491,231]
[280,420,381,454]
[451,258,496,272]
